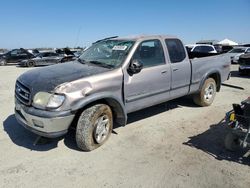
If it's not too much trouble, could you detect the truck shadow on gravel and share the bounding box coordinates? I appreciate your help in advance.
[3,97,197,152]
[126,97,197,125]
[3,115,63,151]
[183,122,250,165]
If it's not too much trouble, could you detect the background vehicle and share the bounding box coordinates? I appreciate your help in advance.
[185,44,218,58]
[55,48,76,62]
[0,48,34,66]
[228,47,250,64]
[224,98,250,152]
[15,35,230,151]
[27,49,40,55]
[238,53,250,75]
[74,50,84,57]
[19,52,63,67]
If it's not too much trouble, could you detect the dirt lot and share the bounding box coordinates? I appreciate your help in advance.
[0,65,249,188]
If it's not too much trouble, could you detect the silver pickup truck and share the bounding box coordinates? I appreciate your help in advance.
[15,35,230,151]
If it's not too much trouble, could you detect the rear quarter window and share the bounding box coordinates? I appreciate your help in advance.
[165,39,186,63]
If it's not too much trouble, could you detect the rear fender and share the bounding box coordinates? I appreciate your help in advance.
[199,71,221,92]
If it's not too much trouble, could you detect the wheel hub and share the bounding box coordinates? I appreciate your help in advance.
[204,83,215,102]
[94,115,110,144]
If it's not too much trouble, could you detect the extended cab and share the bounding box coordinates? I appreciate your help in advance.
[15,35,231,151]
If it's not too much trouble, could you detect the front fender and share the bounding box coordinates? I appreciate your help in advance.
[71,92,127,126]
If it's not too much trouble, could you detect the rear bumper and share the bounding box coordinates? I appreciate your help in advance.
[15,101,75,138]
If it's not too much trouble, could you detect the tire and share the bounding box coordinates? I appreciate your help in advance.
[76,104,113,151]
[193,78,216,107]
[224,132,240,151]
[238,68,245,76]
[27,61,35,67]
[0,59,7,66]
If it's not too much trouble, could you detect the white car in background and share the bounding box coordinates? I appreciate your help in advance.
[185,44,217,54]
[228,47,250,64]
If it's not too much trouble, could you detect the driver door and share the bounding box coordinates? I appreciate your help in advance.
[124,39,171,113]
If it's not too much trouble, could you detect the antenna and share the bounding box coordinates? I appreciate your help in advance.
[74,26,82,47]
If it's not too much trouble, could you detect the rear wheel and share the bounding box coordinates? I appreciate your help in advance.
[27,61,35,67]
[76,104,113,151]
[193,78,216,106]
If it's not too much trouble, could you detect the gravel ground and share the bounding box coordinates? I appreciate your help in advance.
[0,64,249,188]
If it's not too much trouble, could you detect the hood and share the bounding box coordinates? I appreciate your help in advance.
[229,52,243,57]
[18,61,110,96]
[239,53,250,59]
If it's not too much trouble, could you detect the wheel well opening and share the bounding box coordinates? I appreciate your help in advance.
[70,98,126,129]
[208,73,221,92]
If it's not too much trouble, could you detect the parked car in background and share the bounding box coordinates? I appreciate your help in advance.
[0,48,34,66]
[185,44,218,58]
[19,52,63,67]
[238,53,250,75]
[55,48,76,62]
[74,50,84,57]
[15,35,230,151]
[27,49,40,55]
[228,47,250,64]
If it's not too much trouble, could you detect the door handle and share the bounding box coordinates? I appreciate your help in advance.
[173,68,178,71]
[161,70,167,74]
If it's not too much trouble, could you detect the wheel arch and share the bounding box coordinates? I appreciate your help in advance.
[71,93,127,127]
[199,71,221,92]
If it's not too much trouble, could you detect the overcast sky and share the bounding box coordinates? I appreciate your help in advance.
[0,0,249,49]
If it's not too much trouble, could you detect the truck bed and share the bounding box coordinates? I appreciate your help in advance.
[189,54,230,93]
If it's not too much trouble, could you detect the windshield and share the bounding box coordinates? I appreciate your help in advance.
[228,48,246,53]
[79,40,135,68]
[35,53,45,57]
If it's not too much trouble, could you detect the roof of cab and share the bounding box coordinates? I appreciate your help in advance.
[115,35,178,41]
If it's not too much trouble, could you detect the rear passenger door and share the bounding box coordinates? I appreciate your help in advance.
[165,39,191,98]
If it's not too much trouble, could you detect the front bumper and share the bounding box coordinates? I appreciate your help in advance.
[15,100,75,138]
[239,65,250,70]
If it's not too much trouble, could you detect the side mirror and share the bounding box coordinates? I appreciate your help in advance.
[128,59,143,75]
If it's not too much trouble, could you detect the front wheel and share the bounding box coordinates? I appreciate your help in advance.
[193,78,216,106]
[0,59,7,66]
[27,61,35,67]
[76,104,113,151]
[238,68,246,76]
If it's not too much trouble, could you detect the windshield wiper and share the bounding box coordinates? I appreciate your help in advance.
[77,58,86,64]
[88,61,114,69]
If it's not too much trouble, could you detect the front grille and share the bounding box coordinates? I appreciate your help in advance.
[15,80,31,105]
[239,58,250,66]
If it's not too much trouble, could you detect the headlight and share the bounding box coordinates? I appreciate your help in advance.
[235,56,240,60]
[33,92,65,109]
